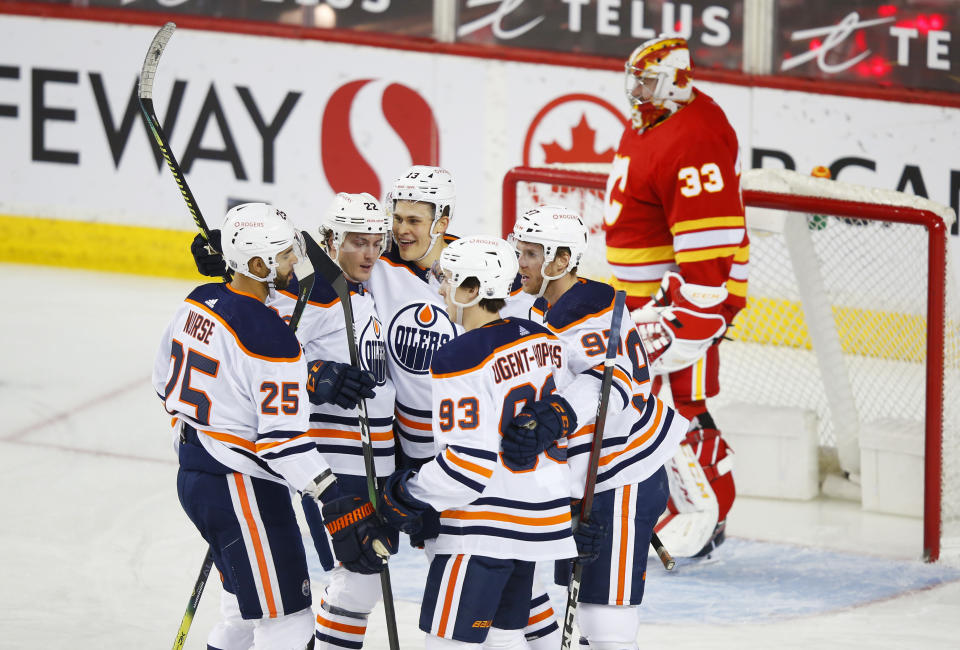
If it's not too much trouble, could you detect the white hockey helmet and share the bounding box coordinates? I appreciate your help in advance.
[220,202,303,284]
[625,35,693,108]
[321,192,391,256]
[390,165,456,222]
[510,205,588,298]
[438,236,518,319]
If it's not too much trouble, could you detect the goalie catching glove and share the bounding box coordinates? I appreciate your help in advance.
[307,360,376,410]
[631,271,728,374]
[500,395,578,466]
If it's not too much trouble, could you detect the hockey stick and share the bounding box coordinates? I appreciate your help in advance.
[172,548,213,650]
[561,290,626,650]
[652,532,676,571]
[301,231,401,650]
[137,22,227,283]
[138,23,315,650]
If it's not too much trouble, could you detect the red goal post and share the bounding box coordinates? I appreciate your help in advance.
[502,164,959,563]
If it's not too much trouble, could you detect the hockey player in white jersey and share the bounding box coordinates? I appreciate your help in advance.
[376,236,602,649]
[502,205,688,650]
[268,193,399,649]
[367,167,561,646]
[190,172,561,645]
[159,203,391,650]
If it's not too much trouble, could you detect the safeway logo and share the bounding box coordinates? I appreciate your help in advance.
[321,79,440,199]
[522,93,628,166]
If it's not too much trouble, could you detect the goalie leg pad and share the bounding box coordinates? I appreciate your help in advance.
[685,427,736,524]
[655,444,720,557]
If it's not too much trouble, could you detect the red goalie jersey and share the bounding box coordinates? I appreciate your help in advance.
[603,90,748,325]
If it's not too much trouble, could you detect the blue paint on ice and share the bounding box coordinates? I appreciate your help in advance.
[306,536,960,623]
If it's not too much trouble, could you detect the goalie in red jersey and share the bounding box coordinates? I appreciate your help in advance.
[603,35,747,558]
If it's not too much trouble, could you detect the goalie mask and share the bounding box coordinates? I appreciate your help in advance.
[220,202,304,285]
[388,165,456,262]
[321,192,391,261]
[438,236,518,324]
[509,204,588,298]
[625,35,693,131]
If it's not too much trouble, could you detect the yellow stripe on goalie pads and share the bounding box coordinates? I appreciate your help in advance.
[655,444,719,558]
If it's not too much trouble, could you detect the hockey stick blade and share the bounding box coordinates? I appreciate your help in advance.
[137,22,230,283]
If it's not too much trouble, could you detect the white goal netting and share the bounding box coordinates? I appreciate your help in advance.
[503,165,960,562]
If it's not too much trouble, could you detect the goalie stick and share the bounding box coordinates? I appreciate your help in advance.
[652,532,676,571]
[137,22,316,650]
[561,290,626,650]
[301,231,401,650]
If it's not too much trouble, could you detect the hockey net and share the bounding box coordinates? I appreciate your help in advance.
[502,165,960,563]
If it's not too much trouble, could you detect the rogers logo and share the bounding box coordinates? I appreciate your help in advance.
[321,80,440,199]
[523,93,628,166]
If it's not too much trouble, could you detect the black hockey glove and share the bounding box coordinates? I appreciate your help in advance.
[501,395,578,465]
[306,360,376,409]
[190,230,228,278]
[321,495,395,574]
[571,500,608,564]
[380,469,431,535]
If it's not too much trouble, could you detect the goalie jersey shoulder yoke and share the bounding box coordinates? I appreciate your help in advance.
[152,283,328,490]
[405,317,577,562]
[539,278,688,496]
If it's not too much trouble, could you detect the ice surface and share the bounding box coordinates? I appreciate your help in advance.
[2,264,958,649]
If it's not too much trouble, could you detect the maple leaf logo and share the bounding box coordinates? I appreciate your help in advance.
[540,114,615,164]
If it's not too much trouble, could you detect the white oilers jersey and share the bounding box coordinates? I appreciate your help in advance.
[406,318,578,562]
[272,279,396,478]
[501,279,538,319]
[367,241,462,459]
[152,283,329,492]
[530,279,688,497]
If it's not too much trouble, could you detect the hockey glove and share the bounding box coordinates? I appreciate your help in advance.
[380,469,432,535]
[321,495,395,574]
[631,272,728,374]
[501,396,578,466]
[190,230,229,278]
[307,360,376,409]
[571,500,608,564]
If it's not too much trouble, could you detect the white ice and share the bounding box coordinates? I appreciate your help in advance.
[1,264,958,649]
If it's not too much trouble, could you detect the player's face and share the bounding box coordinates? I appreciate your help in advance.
[393,200,439,261]
[273,245,298,290]
[438,271,470,313]
[515,241,546,295]
[338,232,384,283]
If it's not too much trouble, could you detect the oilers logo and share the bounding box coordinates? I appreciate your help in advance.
[358,315,388,385]
[388,302,458,375]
